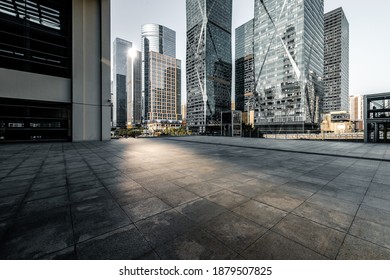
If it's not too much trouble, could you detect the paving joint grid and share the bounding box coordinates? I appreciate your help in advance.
[0,144,32,181]
[334,158,387,258]
[163,138,389,163]
[74,142,161,259]
[62,143,78,259]
[0,144,51,249]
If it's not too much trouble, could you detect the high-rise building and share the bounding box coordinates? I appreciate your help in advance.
[253,0,324,132]
[0,0,111,142]
[235,19,255,125]
[142,24,181,124]
[127,50,142,126]
[113,38,132,127]
[186,0,233,133]
[324,7,349,113]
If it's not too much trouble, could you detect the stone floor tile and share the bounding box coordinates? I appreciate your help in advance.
[73,207,131,243]
[68,180,104,193]
[77,225,152,260]
[293,202,354,232]
[318,186,364,204]
[356,205,390,227]
[337,235,390,260]
[0,207,73,259]
[253,191,305,212]
[349,217,390,250]
[175,198,227,224]
[136,209,195,248]
[141,180,182,195]
[26,186,67,202]
[273,214,345,259]
[205,190,250,209]
[157,188,199,207]
[155,229,237,260]
[307,194,359,216]
[362,196,390,212]
[183,182,222,197]
[40,247,77,260]
[69,187,110,203]
[19,195,69,217]
[203,212,267,252]
[233,200,287,228]
[122,197,171,222]
[243,231,327,260]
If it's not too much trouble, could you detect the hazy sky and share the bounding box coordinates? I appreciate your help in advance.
[111,0,390,101]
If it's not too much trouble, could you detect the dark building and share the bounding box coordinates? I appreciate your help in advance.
[253,0,324,133]
[113,38,132,128]
[127,49,143,126]
[186,0,232,133]
[235,19,255,125]
[364,93,390,143]
[0,0,111,142]
[324,7,349,113]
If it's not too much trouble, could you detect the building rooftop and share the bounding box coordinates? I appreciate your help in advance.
[0,137,389,259]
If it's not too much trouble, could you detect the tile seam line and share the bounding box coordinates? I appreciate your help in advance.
[162,139,387,163]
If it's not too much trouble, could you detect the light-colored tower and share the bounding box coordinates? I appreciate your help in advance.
[324,7,349,113]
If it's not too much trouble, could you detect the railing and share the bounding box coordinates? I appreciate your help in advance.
[262,132,364,141]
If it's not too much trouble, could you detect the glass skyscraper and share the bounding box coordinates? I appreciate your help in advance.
[253,0,324,132]
[186,0,232,133]
[113,38,132,127]
[235,19,255,116]
[127,50,142,126]
[142,24,181,123]
[324,7,349,113]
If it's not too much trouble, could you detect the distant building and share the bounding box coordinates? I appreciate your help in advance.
[142,23,180,125]
[324,7,349,113]
[186,0,232,133]
[147,51,181,122]
[364,93,390,143]
[113,38,132,127]
[321,111,353,133]
[350,95,364,131]
[253,0,324,133]
[0,0,111,142]
[127,49,142,126]
[235,19,255,115]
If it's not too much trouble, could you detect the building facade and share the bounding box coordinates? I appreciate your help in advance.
[324,7,349,113]
[235,19,255,126]
[127,50,142,126]
[186,0,232,133]
[364,93,390,143]
[142,24,178,122]
[253,0,324,133]
[113,38,132,127]
[350,95,364,131]
[0,0,111,142]
[147,51,181,122]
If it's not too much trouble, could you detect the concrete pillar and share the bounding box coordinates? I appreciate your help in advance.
[72,0,111,141]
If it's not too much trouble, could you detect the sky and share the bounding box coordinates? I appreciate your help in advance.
[111,0,390,103]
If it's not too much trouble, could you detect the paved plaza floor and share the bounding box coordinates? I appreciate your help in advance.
[0,136,390,260]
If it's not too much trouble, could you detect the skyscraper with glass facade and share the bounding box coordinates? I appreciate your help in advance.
[235,19,255,121]
[186,0,232,133]
[324,7,349,114]
[127,50,142,126]
[142,24,181,124]
[253,0,324,132]
[113,38,132,127]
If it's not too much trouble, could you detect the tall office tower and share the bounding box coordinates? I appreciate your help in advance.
[235,19,255,124]
[253,0,324,132]
[127,50,142,126]
[324,7,349,113]
[147,52,181,121]
[113,38,132,127]
[0,0,111,142]
[142,24,176,121]
[186,0,233,133]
